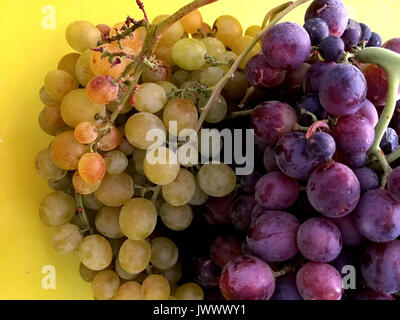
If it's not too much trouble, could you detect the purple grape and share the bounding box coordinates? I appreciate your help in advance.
[219,255,275,300]
[304,61,336,93]
[247,211,300,262]
[192,257,221,288]
[275,132,320,180]
[353,167,380,193]
[335,150,367,169]
[296,93,328,126]
[303,18,329,45]
[255,171,299,210]
[319,64,367,116]
[366,32,382,47]
[297,217,342,262]
[204,196,232,225]
[319,36,345,62]
[330,247,359,275]
[210,236,243,268]
[230,194,256,231]
[332,115,375,154]
[354,188,400,243]
[284,63,311,91]
[251,101,298,145]
[361,240,400,294]
[271,275,303,300]
[240,171,263,194]
[383,38,400,53]
[359,23,372,44]
[296,262,343,300]
[390,100,400,136]
[328,213,365,246]
[380,128,399,154]
[340,19,361,50]
[388,167,400,202]
[245,53,286,88]
[307,132,336,162]
[250,204,267,224]
[354,99,378,127]
[305,0,349,37]
[262,22,311,70]
[307,162,361,218]
[263,145,279,172]
[354,288,395,300]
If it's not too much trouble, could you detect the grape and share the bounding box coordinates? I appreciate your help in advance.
[134,83,167,114]
[119,239,151,274]
[180,9,203,34]
[192,257,220,288]
[156,81,178,97]
[86,75,119,105]
[361,240,400,294]
[131,148,146,174]
[151,237,179,271]
[319,64,367,116]
[334,149,367,169]
[307,162,360,218]
[162,169,196,206]
[328,213,365,246]
[231,36,262,70]
[51,223,83,254]
[38,111,65,136]
[204,196,232,226]
[39,191,76,227]
[96,23,111,40]
[39,86,57,105]
[104,150,128,175]
[74,122,98,144]
[78,234,113,271]
[125,112,166,150]
[92,269,120,300]
[197,163,236,198]
[305,0,348,37]
[366,32,382,47]
[245,25,261,38]
[262,22,311,70]
[172,70,190,88]
[153,15,184,44]
[143,147,180,185]
[210,236,243,268]
[303,18,329,45]
[388,167,400,202]
[222,71,249,103]
[354,288,395,301]
[79,263,99,282]
[200,66,225,87]
[66,20,101,53]
[275,132,320,180]
[48,175,72,191]
[255,172,299,210]
[83,193,104,211]
[219,255,275,300]
[35,148,67,181]
[271,275,303,300]
[245,53,286,88]
[94,173,134,207]
[141,275,170,300]
[303,61,335,93]
[240,171,262,194]
[42,103,66,129]
[297,217,342,262]
[163,98,198,136]
[72,171,101,195]
[172,38,207,71]
[354,188,400,242]
[155,262,183,285]
[307,132,336,162]
[95,206,123,239]
[97,125,121,152]
[230,194,257,231]
[380,128,399,154]
[263,146,279,172]
[340,19,361,50]
[160,202,193,231]
[354,99,378,127]
[110,23,145,53]
[119,198,157,240]
[114,281,143,300]
[175,283,204,300]
[201,37,226,59]
[189,180,209,206]
[213,15,243,48]
[251,101,298,145]
[318,36,345,62]
[77,152,106,184]
[198,94,227,124]
[383,38,400,53]
[155,41,175,66]
[353,167,380,193]
[296,262,343,300]
[198,129,223,159]
[44,70,78,102]
[142,61,172,83]
[75,49,95,86]
[359,23,372,44]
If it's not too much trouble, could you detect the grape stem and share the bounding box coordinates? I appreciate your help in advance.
[74,192,92,235]
[151,185,161,202]
[354,47,400,185]
[195,0,311,131]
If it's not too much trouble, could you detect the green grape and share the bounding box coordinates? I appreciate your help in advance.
[155,262,182,285]
[172,38,207,71]
[198,129,222,158]
[143,147,180,185]
[189,67,207,82]
[151,237,179,270]
[104,150,128,175]
[134,83,167,113]
[141,275,171,300]
[39,86,56,105]
[66,20,101,53]
[163,98,198,136]
[79,234,113,271]
[174,282,204,300]
[39,191,76,227]
[92,269,120,300]
[35,148,67,181]
[94,173,134,207]
[222,70,248,102]
[57,52,80,82]
[119,239,151,274]
[48,174,72,191]
[156,81,178,97]
[95,206,124,239]
[154,40,175,67]
[115,257,138,281]
[213,15,243,48]
[51,223,83,254]
[180,10,203,34]
[152,15,184,44]
[113,281,143,300]
[38,110,61,136]
[44,70,78,102]
[189,180,209,205]
[107,237,125,257]
[83,193,104,211]
[219,51,238,68]
[198,94,227,124]
[200,66,225,87]
[171,70,191,88]
[79,262,99,282]
[132,148,147,174]
[245,25,262,37]
[201,37,226,59]
[177,139,199,167]
[197,163,236,197]
[125,112,167,150]
[75,49,95,86]
[160,202,193,231]
[162,168,196,206]
[119,198,157,240]
[118,138,135,156]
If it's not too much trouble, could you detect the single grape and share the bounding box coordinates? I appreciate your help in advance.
[104,150,128,175]
[153,15,184,44]
[210,236,243,268]
[72,171,101,195]
[359,23,372,44]
[151,237,179,271]
[231,35,262,70]
[189,180,209,206]
[141,275,170,300]
[156,262,183,286]
[380,128,399,154]
[142,61,172,83]
[354,288,395,301]
[307,132,336,162]
[155,41,175,67]
[133,83,167,114]
[162,168,196,206]
[303,61,335,93]
[48,175,72,191]
[340,19,361,50]
[66,20,101,53]
[303,18,329,45]
[245,53,286,88]
[86,75,118,105]
[51,223,83,254]
[204,196,232,225]
[35,148,67,181]
[44,69,78,102]
[160,202,193,231]
[230,194,257,231]
[180,10,203,34]
[39,86,56,105]
[245,25,261,37]
[97,125,121,152]
[95,206,123,239]
[74,121,98,144]
[198,94,227,124]
[78,234,113,271]
[334,149,367,169]
[263,145,279,172]
[221,71,249,103]
[328,213,365,246]
[213,15,243,48]
[354,99,378,127]
[143,147,180,185]
[113,281,143,300]
[172,38,207,71]
[42,103,66,129]
[78,152,106,184]
[200,66,225,87]
[172,70,191,87]
[271,275,303,300]
[79,263,99,282]
[175,282,204,300]
[163,98,198,136]
[191,257,220,288]
[201,37,226,59]
[94,173,134,207]
[76,49,95,86]
[119,239,151,274]
[366,32,383,47]
[353,167,380,193]
[388,167,400,202]
[197,163,236,198]
[39,191,76,227]
[83,193,104,211]
[382,38,400,53]
[319,36,344,62]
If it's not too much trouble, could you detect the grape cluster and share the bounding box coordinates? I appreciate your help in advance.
[35,0,400,300]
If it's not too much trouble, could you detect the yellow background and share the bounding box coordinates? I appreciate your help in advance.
[0,0,399,300]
